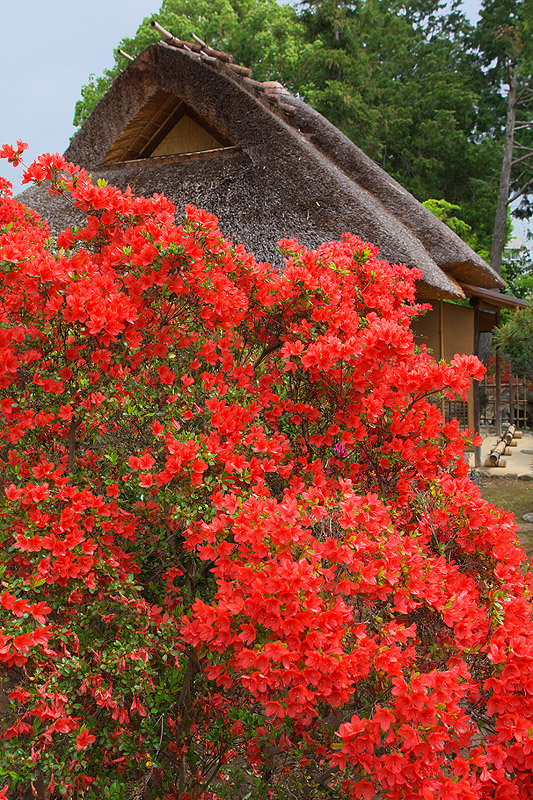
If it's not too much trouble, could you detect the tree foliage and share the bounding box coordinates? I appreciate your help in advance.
[1,143,533,799]
[297,0,496,237]
[73,0,303,129]
[494,305,533,377]
[422,198,487,258]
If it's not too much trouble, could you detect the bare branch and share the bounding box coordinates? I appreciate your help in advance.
[517,79,533,96]
[516,89,533,105]
[68,417,82,474]
[253,339,282,369]
[508,177,533,204]
[511,150,533,167]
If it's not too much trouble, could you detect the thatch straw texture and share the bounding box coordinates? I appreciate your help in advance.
[19,42,505,299]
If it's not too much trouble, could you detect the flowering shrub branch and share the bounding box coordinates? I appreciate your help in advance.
[0,143,532,799]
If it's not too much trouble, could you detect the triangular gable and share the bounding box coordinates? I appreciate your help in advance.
[104,90,234,164]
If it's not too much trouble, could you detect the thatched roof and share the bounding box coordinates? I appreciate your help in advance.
[461,284,530,310]
[19,40,506,300]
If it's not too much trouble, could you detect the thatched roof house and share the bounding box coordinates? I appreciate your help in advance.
[19,36,506,303]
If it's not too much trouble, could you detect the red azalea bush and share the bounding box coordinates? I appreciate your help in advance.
[0,143,533,800]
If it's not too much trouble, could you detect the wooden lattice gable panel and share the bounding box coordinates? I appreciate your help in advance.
[104,90,235,164]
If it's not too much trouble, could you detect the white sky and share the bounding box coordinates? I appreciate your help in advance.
[1,0,528,246]
[0,0,154,193]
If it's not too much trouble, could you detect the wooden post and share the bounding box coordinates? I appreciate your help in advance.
[509,371,515,425]
[495,310,502,437]
[473,300,482,467]
[439,301,446,420]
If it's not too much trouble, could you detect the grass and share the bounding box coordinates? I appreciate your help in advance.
[479,476,533,555]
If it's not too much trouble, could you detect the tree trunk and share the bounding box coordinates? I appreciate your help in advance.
[490,65,518,274]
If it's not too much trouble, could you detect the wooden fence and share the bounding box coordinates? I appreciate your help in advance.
[481,375,530,428]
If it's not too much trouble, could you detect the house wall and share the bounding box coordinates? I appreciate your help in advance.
[412,301,475,430]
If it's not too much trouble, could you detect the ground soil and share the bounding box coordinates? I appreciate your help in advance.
[478,476,533,557]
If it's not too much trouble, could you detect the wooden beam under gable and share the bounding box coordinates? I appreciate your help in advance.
[103,90,235,164]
